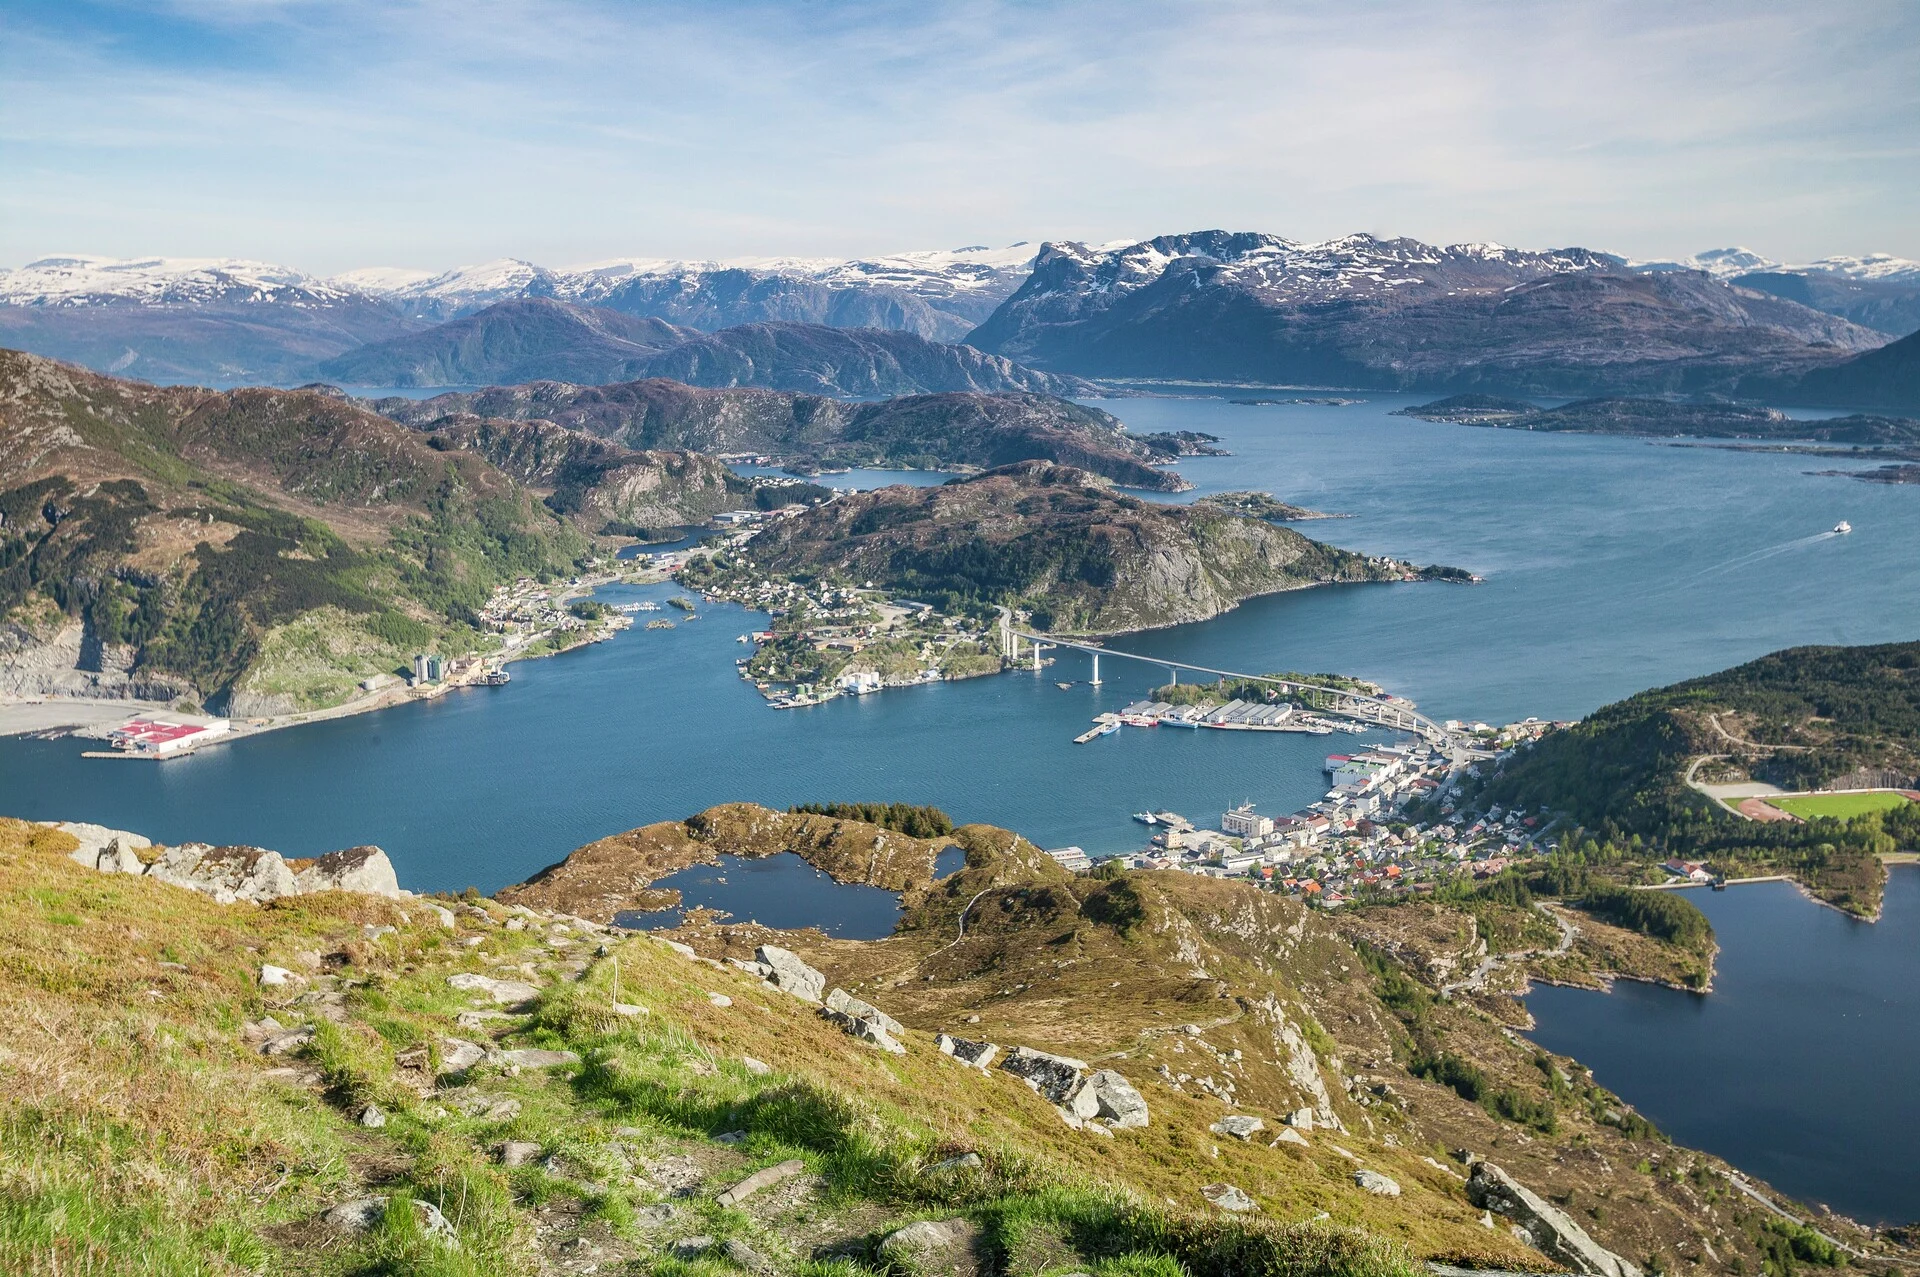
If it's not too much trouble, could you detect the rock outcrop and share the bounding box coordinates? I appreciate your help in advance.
[1000,1047,1149,1130]
[820,988,906,1053]
[1468,1162,1643,1277]
[755,944,825,1002]
[44,821,407,905]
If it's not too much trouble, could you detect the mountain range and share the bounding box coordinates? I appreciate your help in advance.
[4,235,1919,403]
[964,231,1892,397]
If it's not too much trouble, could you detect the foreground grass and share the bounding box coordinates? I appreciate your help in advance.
[0,817,1507,1277]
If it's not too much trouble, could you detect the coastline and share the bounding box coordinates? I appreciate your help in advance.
[0,566,658,750]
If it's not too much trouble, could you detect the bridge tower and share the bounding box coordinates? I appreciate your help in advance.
[1090,653,1101,686]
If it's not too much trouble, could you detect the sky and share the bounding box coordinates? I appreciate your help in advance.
[3,0,1918,273]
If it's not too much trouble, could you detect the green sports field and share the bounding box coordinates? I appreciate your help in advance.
[1769,790,1915,819]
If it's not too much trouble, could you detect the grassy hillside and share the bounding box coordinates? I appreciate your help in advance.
[0,349,591,711]
[1465,640,1920,915]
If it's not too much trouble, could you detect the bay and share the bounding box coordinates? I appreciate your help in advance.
[1526,867,1920,1225]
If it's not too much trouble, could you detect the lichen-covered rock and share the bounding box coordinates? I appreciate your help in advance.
[999,1045,1087,1103]
[1353,1169,1400,1196]
[1201,1183,1257,1212]
[878,1217,982,1275]
[756,944,825,1001]
[937,1034,999,1069]
[292,845,402,897]
[821,988,905,1052]
[1212,1114,1265,1140]
[52,821,150,873]
[1071,1069,1150,1129]
[146,843,298,904]
[446,973,541,1005]
[1468,1162,1643,1277]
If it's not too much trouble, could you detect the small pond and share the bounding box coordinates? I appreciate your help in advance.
[613,847,967,940]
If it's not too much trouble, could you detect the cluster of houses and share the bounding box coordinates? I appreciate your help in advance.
[477,577,592,644]
[1061,730,1562,907]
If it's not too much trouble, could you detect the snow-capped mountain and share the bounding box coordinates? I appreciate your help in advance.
[967,229,1886,394]
[0,255,355,307]
[1633,246,1920,286]
[319,245,1040,326]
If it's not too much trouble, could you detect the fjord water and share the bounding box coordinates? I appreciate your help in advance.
[8,393,1918,887]
[1527,868,1920,1225]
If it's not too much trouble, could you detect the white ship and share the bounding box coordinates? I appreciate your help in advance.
[1833,521,1852,534]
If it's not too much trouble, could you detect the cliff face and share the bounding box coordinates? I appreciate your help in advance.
[737,462,1414,633]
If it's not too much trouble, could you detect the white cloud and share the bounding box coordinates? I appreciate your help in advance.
[2,0,1916,271]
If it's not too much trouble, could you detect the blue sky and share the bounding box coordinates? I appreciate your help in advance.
[3,0,1917,272]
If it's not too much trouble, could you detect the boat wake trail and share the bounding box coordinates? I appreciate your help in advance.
[1690,531,1838,581]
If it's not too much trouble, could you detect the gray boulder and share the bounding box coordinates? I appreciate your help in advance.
[1353,1169,1400,1196]
[755,945,826,1002]
[1468,1162,1643,1277]
[878,1218,982,1275]
[937,1034,999,1069]
[322,1196,457,1245]
[499,1140,543,1167]
[999,1046,1087,1103]
[1071,1069,1150,1129]
[499,1048,578,1070]
[147,843,298,904]
[1201,1183,1257,1212]
[53,821,150,873]
[1211,1115,1265,1140]
[294,845,402,897]
[438,1037,486,1074]
[821,988,906,1052]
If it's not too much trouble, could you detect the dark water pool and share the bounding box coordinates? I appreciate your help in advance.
[613,849,962,939]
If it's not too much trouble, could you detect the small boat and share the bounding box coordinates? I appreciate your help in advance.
[479,669,510,686]
[1833,521,1852,534]
[1056,681,1074,689]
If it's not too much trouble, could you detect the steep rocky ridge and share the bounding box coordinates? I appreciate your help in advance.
[732,462,1450,633]
[422,417,753,532]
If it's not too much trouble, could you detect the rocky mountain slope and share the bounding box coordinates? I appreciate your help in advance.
[1635,248,1920,337]
[0,349,590,712]
[380,381,1187,490]
[967,232,1888,395]
[732,462,1454,632]
[19,801,1904,1276]
[422,418,765,534]
[1764,328,1920,414]
[324,305,1092,395]
[314,299,695,387]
